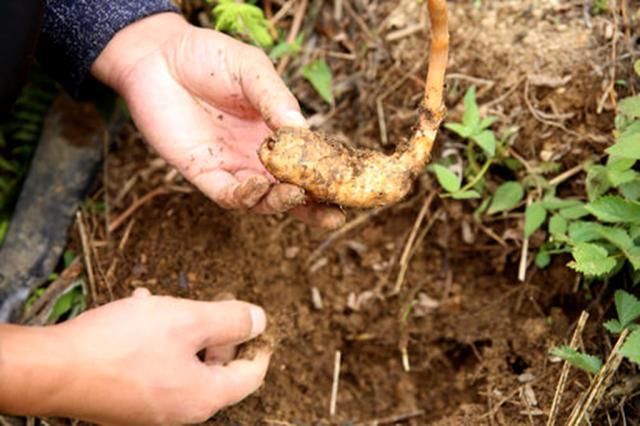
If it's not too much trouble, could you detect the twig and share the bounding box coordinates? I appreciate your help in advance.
[108,187,169,233]
[567,329,629,425]
[518,195,532,282]
[376,97,388,146]
[548,163,587,187]
[330,350,342,417]
[268,0,296,26]
[546,311,589,426]
[77,211,97,304]
[393,192,437,294]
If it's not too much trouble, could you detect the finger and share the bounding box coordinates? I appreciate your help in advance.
[238,47,308,129]
[204,345,237,365]
[202,351,271,410]
[232,174,271,209]
[289,203,346,230]
[132,287,152,298]
[252,183,306,215]
[188,300,267,348]
[192,170,244,209]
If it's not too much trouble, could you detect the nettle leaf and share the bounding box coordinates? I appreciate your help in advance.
[524,202,547,238]
[566,222,597,241]
[541,196,583,210]
[302,59,334,104]
[550,346,602,374]
[479,116,498,130]
[462,87,481,130]
[433,164,461,193]
[487,181,524,214]
[620,180,640,201]
[607,133,640,160]
[471,130,496,157]
[569,242,617,277]
[536,249,551,268]
[451,190,481,200]
[604,319,624,334]
[558,204,590,220]
[444,122,472,138]
[549,215,568,237]
[620,329,640,366]
[269,34,304,60]
[586,196,640,224]
[618,95,640,119]
[613,290,640,329]
[586,165,612,201]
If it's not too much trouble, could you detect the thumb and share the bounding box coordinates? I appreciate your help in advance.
[238,47,308,129]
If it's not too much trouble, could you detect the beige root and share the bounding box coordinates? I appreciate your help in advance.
[259,0,450,208]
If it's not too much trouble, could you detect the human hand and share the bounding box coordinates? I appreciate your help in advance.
[92,13,345,229]
[0,289,270,425]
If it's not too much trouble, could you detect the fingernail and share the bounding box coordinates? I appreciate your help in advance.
[249,305,267,338]
[280,110,309,128]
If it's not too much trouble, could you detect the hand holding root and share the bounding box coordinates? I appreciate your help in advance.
[259,0,450,208]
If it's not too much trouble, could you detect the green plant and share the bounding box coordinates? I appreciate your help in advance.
[269,34,304,61]
[592,0,609,14]
[302,59,334,105]
[532,94,640,277]
[209,0,273,48]
[432,87,525,212]
[551,290,640,374]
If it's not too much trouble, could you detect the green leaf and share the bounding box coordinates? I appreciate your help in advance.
[471,130,496,157]
[269,34,303,60]
[63,249,76,268]
[444,123,472,138]
[618,95,640,119]
[608,169,638,187]
[586,165,611,201]
[462,87,480,129]
[612,290,640,329]
[620,329,640,366]
[302,59,334,104]
[620,180,640,201]
[607,132,640,160]
[487,182,524,214]
[558,205,590,220]
[635,60,640,77]
[586,196,640,224]
[540,196,583,210]
[535,249,551,268]
[569,221,604,243]
[479,116,498,130]
[604,319,624,334]
[451,190,481,200]
[549,346,602,374]
[432,164,461,193]
[213,0,274,48]
[48,281,86,324]
[549,215,568,237]
[568,242,617,277]
[0,219,8,245]
[524,202,547,238]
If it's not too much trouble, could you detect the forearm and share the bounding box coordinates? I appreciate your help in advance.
[0,324,69,417]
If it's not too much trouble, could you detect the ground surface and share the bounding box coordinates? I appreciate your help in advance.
[78,0,639,424]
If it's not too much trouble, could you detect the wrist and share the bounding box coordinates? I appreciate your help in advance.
[91,12,189,95]
[0,324,72,417]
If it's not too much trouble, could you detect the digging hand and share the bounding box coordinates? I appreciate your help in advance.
[0,288,270,425]
[91,12,345,229]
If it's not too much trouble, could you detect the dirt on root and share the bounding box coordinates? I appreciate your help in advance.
[84,0,640,424]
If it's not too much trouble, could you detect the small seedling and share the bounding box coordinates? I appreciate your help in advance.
[550,345,602,374]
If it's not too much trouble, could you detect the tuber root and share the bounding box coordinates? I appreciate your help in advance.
[258,0,450,208]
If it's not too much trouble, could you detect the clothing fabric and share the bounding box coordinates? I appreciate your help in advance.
[39,0,179,98]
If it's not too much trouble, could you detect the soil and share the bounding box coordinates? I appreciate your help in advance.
[79,0,640,424]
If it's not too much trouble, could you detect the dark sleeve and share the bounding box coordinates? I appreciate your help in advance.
[0,1,44,112]
[37,0,179,98]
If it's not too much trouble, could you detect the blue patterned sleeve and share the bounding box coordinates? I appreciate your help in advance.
[38,0,179,97]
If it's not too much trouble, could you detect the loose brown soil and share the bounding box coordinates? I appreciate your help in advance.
[82,0,640,424]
